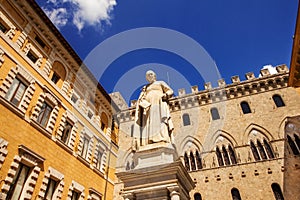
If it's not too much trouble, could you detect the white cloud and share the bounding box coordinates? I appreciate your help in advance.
[44,7,68,29]
[42,0,117,31]
[259,64,278,77]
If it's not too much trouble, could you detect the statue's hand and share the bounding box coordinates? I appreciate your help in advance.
[162,93,168,101]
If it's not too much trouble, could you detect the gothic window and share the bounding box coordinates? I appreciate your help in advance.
[257,141,267,160]
[287,135,300,155]
[231,188,242,200]
[126,162,130,171]
[190,152,196,171]
[240,101,251,114]
[44,178,58,200]
[271,183,284,200]
[6,163,31,200]
[228,145,237,164]
[294,134,300,150]
[131,124,134,137]
[272,94,285,107]
[195,151,203,170]
[184,152,190,171]
[194,193,202,200]
[4,77,27,106]
[183,113,191,126]
[211,107,220,120]
[250,141,260,161]
[81,137,90,158]
[216,147,224,166]
[263,139,275,159]
[222,146,230,165]
[61,121,72,144]
[37,102,53,128]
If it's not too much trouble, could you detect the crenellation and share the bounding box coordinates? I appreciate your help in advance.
[260,68,270,77]
[217,78,226,87]
[130,100,137,107]
[231,75,240,84]
[276,64,289,73]
[191,85,198,93]
[245,72,255,80]
[204,82,212,90]
[178,88,186,96]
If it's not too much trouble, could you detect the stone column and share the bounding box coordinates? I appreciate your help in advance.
[168,186,180,200]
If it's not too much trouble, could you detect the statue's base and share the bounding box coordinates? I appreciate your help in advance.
[133,142,178,169]
[117,161,195,200]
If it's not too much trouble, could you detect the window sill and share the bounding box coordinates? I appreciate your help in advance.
[30,120,52,139]
[56,139,74,155]
[93,167,105,178]
[0,96,25,119]
[77,155,91,168]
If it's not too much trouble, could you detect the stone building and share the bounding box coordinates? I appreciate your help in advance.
[0,0,119,199]
[0,0,300,200]
[114,65,300,199]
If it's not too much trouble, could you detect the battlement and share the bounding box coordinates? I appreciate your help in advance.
[117,65,289,123]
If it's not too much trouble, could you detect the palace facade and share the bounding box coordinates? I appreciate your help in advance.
[114,65,300,199]
[0,0,119,199]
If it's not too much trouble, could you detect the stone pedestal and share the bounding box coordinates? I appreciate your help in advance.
[117,143,195,200]
[133,142,178,169]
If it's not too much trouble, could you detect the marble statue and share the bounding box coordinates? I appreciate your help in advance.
[133,70,174,145]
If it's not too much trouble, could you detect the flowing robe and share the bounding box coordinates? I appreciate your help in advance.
[133,81,174,146]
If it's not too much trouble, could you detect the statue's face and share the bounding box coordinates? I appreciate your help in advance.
[146,71,156,83]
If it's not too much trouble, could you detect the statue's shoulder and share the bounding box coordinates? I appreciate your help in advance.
[156,80,167,85]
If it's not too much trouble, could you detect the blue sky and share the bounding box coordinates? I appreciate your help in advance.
[37,0,298,104]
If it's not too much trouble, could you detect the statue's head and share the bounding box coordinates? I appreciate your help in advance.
[146,70,157,83]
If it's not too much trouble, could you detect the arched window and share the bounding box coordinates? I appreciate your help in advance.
[131,161,135,169]
[241,101,251,114]
[131,124,134,137]
[231,188,242,200]
[250,141,260,161]
[211,107,220,120]
[222,146,230,165]
[257,140,267,160]
[126,162,130,171]
[216,147,224,166]
[272,95,285,107]
[184,153,190,171]
[195,151,203,170]
[183,113,191,126]
[50,61,66,87]
[228,145,237,164]
[194,193,202,200]
[287,135,300,155]
[100,112,108,133]
[294,134,300,150]
[263,139,274,159]
[190,152,196,171]
[271,183,284,200]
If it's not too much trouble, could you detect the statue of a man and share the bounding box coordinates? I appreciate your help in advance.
[133,70,174,146]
